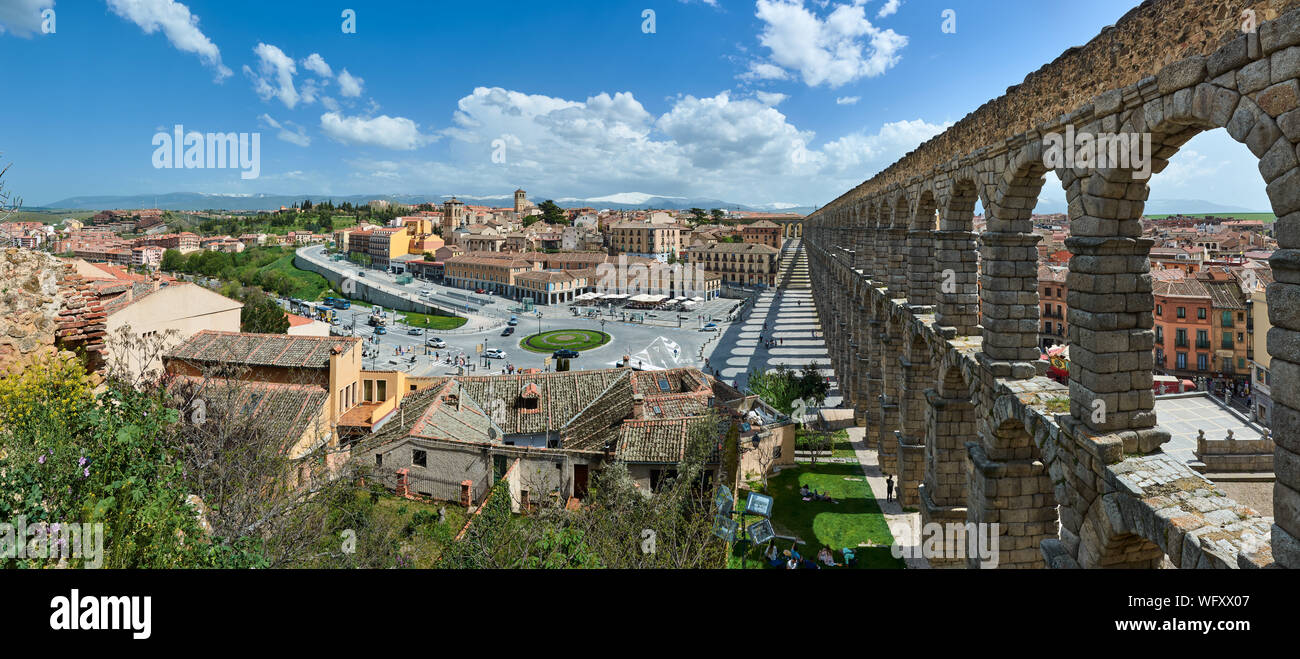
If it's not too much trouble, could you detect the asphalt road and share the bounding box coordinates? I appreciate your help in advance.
[290,242,833,396]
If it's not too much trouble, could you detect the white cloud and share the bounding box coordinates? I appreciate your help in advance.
[820,118,951,176]
[877,0,901,19]
[422,86,943,205]
[301,53,332,77]
[748,0,907,88]
[755,91,789,106]
[0,0,53,38]
[320,112,432,150]
[741,61,792,82]
[259,113,311,147]
[106,0,231,81]
[320,96,340,112]
[245,42,299,108]
[337,69,364,98]
[836,95,860,105]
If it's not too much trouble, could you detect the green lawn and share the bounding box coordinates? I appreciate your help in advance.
[519,329,611,353]
[795,428,855,458]
[264,252,331,300]
[332,298,467,330]
[730,463,903,569]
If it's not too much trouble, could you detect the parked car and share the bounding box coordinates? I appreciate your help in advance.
[552,349,580,359]
[484,348,506,359]
[426,337,446,348]
[475,288,486,294]
[501,326,515,336]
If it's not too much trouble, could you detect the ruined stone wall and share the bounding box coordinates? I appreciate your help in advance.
[0,249,103,376]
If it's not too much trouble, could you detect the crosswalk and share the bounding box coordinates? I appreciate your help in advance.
[711,238,840,404]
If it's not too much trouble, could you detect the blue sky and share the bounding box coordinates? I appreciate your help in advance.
[0,0,1270,211]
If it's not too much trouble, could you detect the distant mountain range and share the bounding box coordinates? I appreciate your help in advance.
[35,191,817,215]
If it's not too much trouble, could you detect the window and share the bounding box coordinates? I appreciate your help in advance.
[1239,358,1246,369]
[412,450,427,467]
[377,379,387,402]
[1196,330,1209,349]
[1197,353,1208,371]
[1177,307,1186,318]
[375,454,382,467]
[1176,352,1187,369]
[1155,327,1163,343]
[363,380,373,402]
[1156,304,1162,316]
[1222,310,1233,327]
[1197,307,1206,320]
[1175,329,1187,348]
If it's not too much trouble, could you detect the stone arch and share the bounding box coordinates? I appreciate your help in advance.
[883,191,911,298]
[907,189,939,306]
[967,404,1061,568]
[1076,492,1165,568]
[920,360,978,565]
[941,177,979,232]
[934,176,982,335]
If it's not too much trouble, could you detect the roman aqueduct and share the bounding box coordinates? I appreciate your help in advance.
[804,0,1300,568]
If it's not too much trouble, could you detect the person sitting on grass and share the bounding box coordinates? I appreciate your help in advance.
[818,547,841,567]
[800,484,811,499]
[766,544,783,568]
[841,548,857,567]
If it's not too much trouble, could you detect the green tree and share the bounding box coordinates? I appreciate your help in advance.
[240,289,290,333]
[538,200,567,225]
[161,248,185,272]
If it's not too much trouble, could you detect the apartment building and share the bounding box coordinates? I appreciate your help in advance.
[1039,264,1068,351]
[741,220,783,249]
[1152,274,1213,378]
[1197,267,1251,388]
[684,242,779,287]
[608,221,682,262]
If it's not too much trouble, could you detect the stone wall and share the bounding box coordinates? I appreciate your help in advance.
[822,0,1300,207]
[804,3,1300,568]
[0,249,104,375]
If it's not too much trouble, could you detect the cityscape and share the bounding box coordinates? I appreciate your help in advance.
[0,0,1298,641]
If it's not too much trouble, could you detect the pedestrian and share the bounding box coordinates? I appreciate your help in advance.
[886,475,895,503]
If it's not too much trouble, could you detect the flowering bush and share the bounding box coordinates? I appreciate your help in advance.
[0,355,265,568]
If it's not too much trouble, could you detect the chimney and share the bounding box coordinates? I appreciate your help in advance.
[632,393,645,418]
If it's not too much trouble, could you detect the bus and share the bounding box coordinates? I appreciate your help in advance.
[314,306,338,323]
[322,296,351,310]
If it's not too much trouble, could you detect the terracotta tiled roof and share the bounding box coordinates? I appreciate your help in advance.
[1153,277,1210,299]
[169,375,329,447]
[614,416,714,463]
[166,330,359,369]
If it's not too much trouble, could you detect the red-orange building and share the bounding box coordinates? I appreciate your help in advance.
[742,220,783,249]
[1152,273,1213,378]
